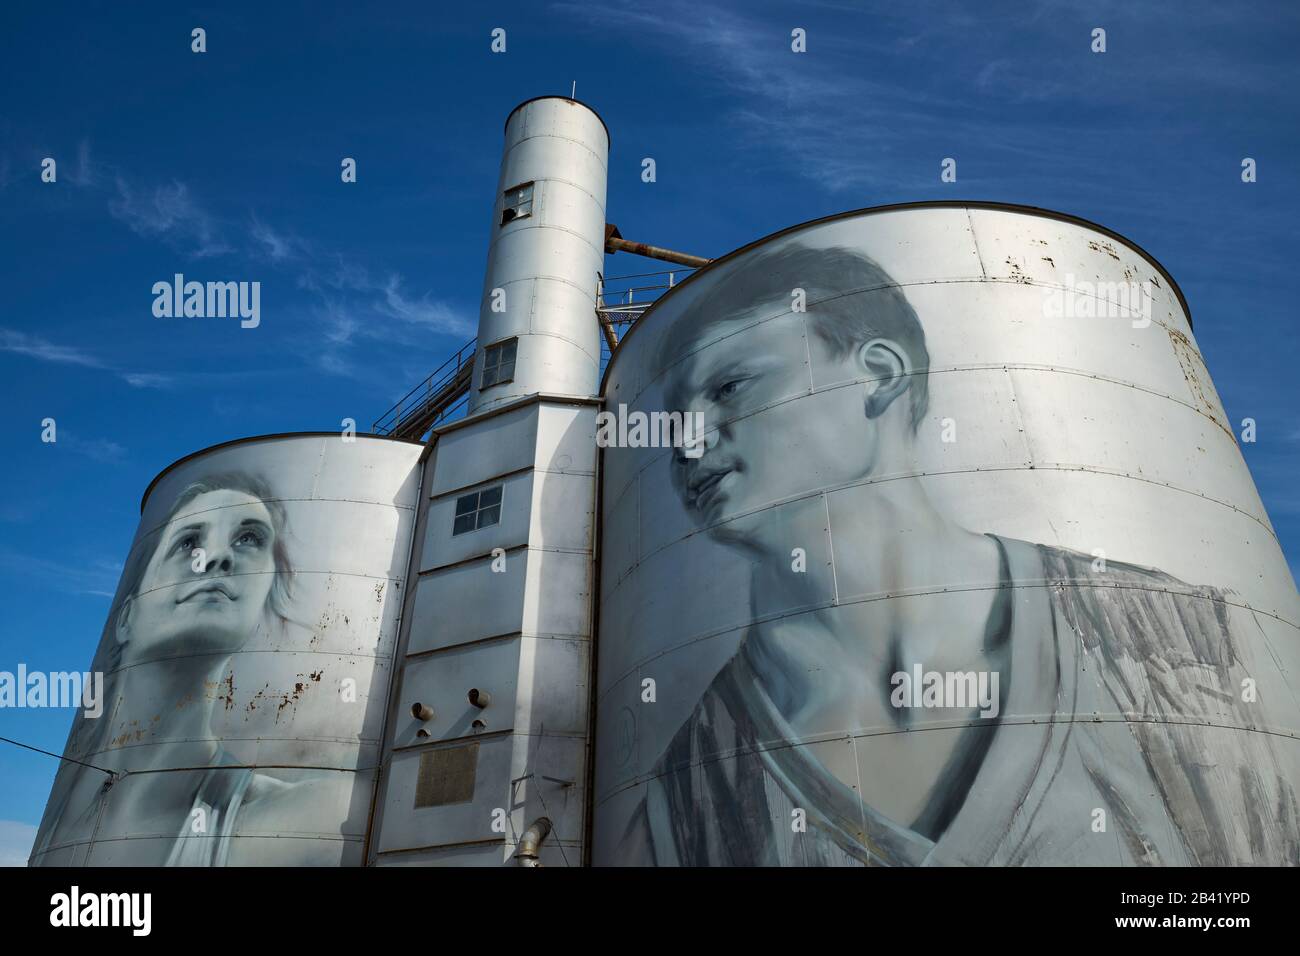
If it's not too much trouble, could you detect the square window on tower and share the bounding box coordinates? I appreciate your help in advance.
[500,182,534,226]
[480,338,517,389]
[452,484,503,536]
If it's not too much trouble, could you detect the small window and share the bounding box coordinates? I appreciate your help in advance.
[453,485,503,536]
[500,182,534,225]
[480,338,517,389]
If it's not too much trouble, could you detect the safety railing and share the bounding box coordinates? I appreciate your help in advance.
[372,338,476,440]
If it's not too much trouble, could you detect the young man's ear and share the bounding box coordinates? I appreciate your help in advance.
[857,339,913,420]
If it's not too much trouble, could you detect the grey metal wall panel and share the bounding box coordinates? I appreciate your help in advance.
[390,638,520,748]
[529,471,595,551]
[408,556,528,654]
[421,471,533,571]
[427,403,538,498]
[374,735,515,853]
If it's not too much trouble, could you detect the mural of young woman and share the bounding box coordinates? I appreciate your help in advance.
[31,472,334,866]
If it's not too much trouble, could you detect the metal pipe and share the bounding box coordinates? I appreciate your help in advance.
[517,816,552,867]
[605,235,711,269]
[410,702,434,722]
[598,312,620,351]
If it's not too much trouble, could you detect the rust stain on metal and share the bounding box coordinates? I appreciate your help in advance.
[108,714,161,747]
[1167,327,1233,440]
[246,681,273,713]
[1004,256,1030,283]
[1088,239,1121,261]
[273,670,325,721]
[204,672,237,711]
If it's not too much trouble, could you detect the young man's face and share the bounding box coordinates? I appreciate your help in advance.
[664,302,888,545]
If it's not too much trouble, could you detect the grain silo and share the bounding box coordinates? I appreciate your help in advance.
[590,204,1300,866]
[29,433,424,865]
[31,97,1300,867]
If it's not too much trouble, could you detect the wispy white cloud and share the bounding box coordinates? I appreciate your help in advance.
[379,275,474,335]
[58,431,128,464]
[0,327,178,390]
[0,328,105,368]
[108,177,230,258]
[7,135,469,387]
[288,256,474,379]
[0,547,124,598]
[250,216,306,263]
[554,0,1298,194]
[118,371,174,389]
[65,139,100,188]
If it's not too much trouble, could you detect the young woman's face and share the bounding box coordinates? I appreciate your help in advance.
[120,489,278,663]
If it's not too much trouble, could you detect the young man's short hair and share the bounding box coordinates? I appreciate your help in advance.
[656,241,930,431]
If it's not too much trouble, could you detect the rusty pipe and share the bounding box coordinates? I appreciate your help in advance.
[410,702,434,722]
[517,816,552,867]
[605,236,711,269]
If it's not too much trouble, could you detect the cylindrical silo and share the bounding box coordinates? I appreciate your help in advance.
[592,202,1300,866]
[29,433,424,866]
[468,96,610,413]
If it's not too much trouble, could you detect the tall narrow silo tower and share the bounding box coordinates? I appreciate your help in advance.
[469,97,609,412]
[367,97,607,865]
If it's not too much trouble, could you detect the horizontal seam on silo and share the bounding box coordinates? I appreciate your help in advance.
[593,718,1300,808]
[643,277,1183,391]
[91,646,404,684]
[616,455,1276,562]
[620,362,1231,487]
[605,465,1278,592]
[503,133,609,173]
[481,270,601,302]
[486,216,607,261]
[38,833,356,854]
[374,838,507,855]
[403,631,590,660]
[126,568,412,603]
[391,728,587,755]
[514,328,603,367]
[135,496,417,542]
[595,582,1298,704]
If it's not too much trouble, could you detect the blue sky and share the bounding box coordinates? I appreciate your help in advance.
[1,0,1297,862]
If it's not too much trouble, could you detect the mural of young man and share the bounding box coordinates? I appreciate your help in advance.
[616,240,1299,866]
